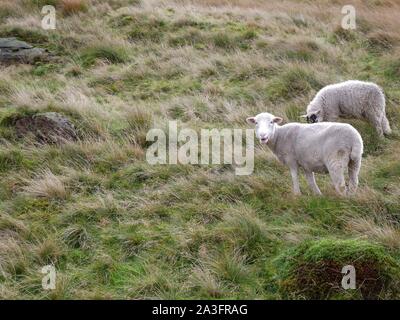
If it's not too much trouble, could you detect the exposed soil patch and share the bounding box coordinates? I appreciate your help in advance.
[14,112,78,144]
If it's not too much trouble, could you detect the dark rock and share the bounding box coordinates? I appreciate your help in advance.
[15,112,78,144]
[0,37,47,64]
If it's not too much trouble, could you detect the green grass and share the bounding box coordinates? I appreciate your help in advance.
[79,46,129,67]
[0,0,399,300]
[275,239,400,299]
[267,67,323,102]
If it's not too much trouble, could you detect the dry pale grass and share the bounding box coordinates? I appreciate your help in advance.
[9,83,54,110]
[61,191,125,220]
[187,264,224,298]
[346,217,400,249]
[0,0,399,300]
[62,225,90,249]
[0,238,29,278]
[0,283,20,299]
[34,237,64,265]
[21,169,68,200]
[0,214,29,240]
[60,0,88,15]
[124,0,400,36]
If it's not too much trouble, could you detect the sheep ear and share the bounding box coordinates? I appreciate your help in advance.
[315,110,321,115]
[273,117,283,124]
[246,117,256,124]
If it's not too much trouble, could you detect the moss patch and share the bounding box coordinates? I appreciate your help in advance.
[275,239,400,299]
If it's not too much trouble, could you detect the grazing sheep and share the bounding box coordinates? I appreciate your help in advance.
[302,80,391,137]
[247,112,363,196]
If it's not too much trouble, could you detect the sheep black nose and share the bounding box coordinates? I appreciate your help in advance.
[309,114,317,123]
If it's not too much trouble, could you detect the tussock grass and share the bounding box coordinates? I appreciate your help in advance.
[0,0,399,299]
[275,239,400,299]
[188,264,225,298]
[79,45,129,67]
[21,169,68,200]
[346,217,400,249]
[0,214,29,239]
[124,106,153,147]
[60,0,88,15]
[61,225,89,249]
[0,239,30,279]
[208,249,250,285]
[267,65,324,102]
[34,237,65,265]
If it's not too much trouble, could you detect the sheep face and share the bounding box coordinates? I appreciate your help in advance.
[302,109,322,124]
[246,112,283,144]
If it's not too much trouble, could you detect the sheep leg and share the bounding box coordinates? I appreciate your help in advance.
[348,157,361,195]
[328,158,347,196]
[289,166,301,195]
[330,171,346,195]
[381,115,392,135]
[305,171,322,195]
[366,112,384,137]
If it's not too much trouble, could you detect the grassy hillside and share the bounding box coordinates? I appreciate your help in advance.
[0,0,399,299]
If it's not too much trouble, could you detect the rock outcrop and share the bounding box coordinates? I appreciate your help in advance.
[0,37,47,64]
